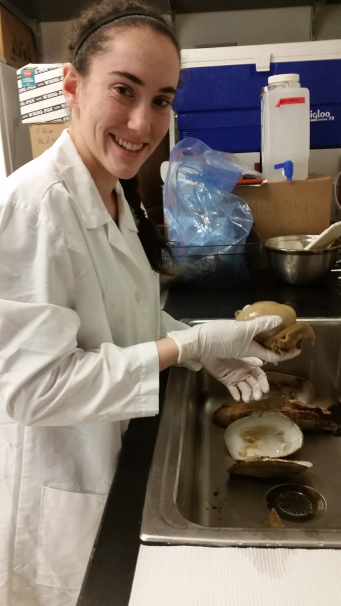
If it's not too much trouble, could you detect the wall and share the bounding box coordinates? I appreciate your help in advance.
[40,21,69,62]
[41,6,341,61]
[315,4,341,40]
[175,7,311,48]
[175,5,341,48]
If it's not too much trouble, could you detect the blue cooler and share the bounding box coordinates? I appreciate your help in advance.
[174,40,341,153]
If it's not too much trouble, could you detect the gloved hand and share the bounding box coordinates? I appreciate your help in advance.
[206,356,270,402]
[167,316,299,366]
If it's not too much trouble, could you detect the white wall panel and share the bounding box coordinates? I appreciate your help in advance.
[175,7,311,49]
[41,7,341,61]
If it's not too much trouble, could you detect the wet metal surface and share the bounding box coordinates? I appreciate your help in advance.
[142,319,341,547]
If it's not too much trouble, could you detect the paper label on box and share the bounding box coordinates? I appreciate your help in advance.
[16,64,69,123]
[20,67,36,87]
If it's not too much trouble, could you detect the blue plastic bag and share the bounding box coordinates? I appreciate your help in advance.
[164,138,253,247]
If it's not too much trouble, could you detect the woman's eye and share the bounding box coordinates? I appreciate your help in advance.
[154,97,171,108]
[114,86,133,97]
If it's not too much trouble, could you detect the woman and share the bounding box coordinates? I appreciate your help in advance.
[0,2,289,605]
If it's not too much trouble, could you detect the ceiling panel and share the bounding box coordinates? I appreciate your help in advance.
[4,0,341,21]
[171,0,339,12]
[5,0,170,21]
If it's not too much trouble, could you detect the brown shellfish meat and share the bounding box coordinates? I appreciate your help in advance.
[258,322,315,354]
[235,301,315,354]
[263,508,285,528]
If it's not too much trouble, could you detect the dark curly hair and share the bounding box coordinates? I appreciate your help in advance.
[64,1,180,273]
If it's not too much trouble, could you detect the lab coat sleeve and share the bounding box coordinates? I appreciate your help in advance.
[1,300,159,426]
[159,310,202,372]
[0,200,160,427]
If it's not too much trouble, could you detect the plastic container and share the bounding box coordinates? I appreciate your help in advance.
[160,233,262,291]
[261,74,310,182]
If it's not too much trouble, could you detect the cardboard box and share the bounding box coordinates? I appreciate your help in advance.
[0,7,39,69]
[234,175,332,241]
[29,122,70,158]
[17,64,69,123]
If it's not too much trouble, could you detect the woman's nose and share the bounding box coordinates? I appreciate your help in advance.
[127,103,151,137]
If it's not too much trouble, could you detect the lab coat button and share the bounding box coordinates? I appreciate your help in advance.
[135,292,141,303]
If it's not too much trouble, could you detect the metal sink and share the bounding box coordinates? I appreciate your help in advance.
[141,318,341,547]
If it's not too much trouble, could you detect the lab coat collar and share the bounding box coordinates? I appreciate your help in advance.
[51,130,138,234]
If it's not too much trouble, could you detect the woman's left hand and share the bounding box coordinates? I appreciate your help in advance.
[203,356,270,402]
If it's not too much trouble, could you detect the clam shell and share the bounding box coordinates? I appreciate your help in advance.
[267,372,315,403]
[228,458,312,478]
[224,412,303,461]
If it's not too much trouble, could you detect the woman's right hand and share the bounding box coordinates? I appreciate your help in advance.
[167,317,300,366]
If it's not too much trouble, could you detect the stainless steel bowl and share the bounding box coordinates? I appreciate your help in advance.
[265,235,341,285]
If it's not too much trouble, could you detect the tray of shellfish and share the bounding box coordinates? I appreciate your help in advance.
[141,302,341,545]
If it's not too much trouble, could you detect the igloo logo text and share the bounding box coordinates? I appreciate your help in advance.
[310,109,334,121]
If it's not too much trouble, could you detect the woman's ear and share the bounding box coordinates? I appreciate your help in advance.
[63,63,80,110]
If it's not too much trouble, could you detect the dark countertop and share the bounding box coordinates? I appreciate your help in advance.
[164,270,341,321]
[77,271,341,606]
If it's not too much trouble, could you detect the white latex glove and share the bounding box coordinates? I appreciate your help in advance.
[167,316,300,366]
[206,356,270,402]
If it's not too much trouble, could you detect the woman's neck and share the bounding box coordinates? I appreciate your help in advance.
[103,189,119,223]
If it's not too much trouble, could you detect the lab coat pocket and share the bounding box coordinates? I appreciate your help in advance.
[36,486,107,590]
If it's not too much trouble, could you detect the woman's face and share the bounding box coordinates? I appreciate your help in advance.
[65,26,180,183]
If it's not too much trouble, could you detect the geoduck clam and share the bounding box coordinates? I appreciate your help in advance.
[214,372,341,433]
[224,411,312,478]
[235,301,315,355]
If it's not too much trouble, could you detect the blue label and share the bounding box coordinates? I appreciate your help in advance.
[20,67,35,87]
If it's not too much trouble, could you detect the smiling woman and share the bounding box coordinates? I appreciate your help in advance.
[63,0,181,271]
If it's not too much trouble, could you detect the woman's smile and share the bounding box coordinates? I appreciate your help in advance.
[111,135,147,157]
[111,134,146,153]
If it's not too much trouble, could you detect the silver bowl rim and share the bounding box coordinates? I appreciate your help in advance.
[265,235,341,254]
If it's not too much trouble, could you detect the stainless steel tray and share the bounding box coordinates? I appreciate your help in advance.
[141,318,341,547]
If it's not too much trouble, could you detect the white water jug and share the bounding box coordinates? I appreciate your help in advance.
[261,74,310,182]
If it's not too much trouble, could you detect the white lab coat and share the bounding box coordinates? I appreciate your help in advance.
[0,130,189,606]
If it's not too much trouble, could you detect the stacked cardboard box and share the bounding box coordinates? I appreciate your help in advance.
[0,6,39,69]
[234,175,332,240]
[28,123,69,158]
[17,63,69,158]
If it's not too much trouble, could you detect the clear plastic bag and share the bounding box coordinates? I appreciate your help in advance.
[164,138,254,247]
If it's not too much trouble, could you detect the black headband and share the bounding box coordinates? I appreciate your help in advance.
[73,11,165,60]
